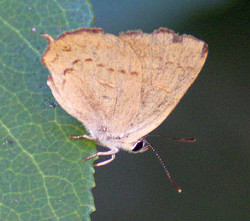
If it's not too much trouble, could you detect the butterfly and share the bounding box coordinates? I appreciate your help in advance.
[42,27,208,167]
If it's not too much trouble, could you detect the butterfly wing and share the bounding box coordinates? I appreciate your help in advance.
[42,27,208,147]
[42,28,142,137]
[119,28,208,143]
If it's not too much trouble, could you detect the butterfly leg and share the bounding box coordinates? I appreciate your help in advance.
[70,134,97,141]
[82,148,119,167]
[94,154,116,167]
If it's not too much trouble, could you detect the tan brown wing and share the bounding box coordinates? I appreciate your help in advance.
[119,28,208,143]
[42,28,142,136]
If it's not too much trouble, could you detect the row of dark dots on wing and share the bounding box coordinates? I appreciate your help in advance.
[64,58,194,76]
[83,58,139,76]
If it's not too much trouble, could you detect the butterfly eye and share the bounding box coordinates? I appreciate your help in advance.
[132,141,144,152]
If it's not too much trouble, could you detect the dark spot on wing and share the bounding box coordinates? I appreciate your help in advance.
[72,59,80,65]
[85,58,93,62]
[63,68,74,75]
[107,68,114,72]
[97,64,105,67]
[130,71,139,76]
[61,45,71,51]
[119,70,126,74]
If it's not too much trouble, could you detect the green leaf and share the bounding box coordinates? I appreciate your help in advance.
[0,1,95,220]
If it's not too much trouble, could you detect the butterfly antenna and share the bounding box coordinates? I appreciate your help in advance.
[149,134,196,143]
[146,141,182,193]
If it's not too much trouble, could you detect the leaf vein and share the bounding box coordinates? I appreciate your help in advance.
[0,119,60,220]
[52,0,70,30]
[0,15,40,57]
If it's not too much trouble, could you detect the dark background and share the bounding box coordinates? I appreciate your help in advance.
[90,0,249,220]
